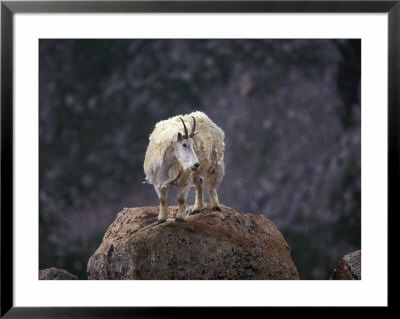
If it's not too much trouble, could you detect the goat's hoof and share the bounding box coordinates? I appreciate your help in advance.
[157,219,166,225]
[175,217,185,222]
[191,209,202,215]
[212,206,221,211]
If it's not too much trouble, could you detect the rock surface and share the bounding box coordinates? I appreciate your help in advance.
[39,267,78,280]
[330,250,361,280]
[87,204,299,280]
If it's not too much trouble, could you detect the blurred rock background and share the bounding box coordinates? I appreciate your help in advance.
[39,39,361,279]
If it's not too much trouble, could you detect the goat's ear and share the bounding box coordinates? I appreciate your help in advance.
[177,132,183,141]
[192,131,200,137]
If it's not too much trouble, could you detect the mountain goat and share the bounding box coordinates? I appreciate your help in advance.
[144,111,225,223]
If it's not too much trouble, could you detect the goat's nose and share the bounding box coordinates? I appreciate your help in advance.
[194,162,200,168]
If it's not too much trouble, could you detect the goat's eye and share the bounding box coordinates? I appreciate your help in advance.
[182,143,187,148]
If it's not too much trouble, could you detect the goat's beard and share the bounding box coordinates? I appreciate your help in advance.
[182,165,193,172]
[178,161,194,173]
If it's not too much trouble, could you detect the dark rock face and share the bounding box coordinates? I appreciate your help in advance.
[330,250,361,280]
[87,204,299,280]
[39,267,78,280]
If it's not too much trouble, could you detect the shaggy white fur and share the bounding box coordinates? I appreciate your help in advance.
[144,111,225,187]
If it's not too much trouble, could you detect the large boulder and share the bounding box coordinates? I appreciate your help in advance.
[87,204,299,280]
[330,250,361,280]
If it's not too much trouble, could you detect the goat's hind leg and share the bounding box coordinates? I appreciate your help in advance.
[155,186,169,224]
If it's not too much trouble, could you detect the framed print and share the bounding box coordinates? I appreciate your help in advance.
[1,0,396,316]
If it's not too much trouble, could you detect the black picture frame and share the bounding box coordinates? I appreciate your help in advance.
[1,0,395,317]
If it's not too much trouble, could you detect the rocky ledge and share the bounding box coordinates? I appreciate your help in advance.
[330,250,361,280]
[87,204,299,280]
[39,267,78,280]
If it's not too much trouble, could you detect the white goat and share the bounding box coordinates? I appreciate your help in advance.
[144,111,225,223]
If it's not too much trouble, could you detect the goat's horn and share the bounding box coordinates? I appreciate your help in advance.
[178,116,188,139]
[190,116,196,138]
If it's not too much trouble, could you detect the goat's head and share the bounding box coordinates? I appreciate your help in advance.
[173,116,200,171]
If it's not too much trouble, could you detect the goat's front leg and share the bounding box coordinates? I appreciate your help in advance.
[209,189,221,211]
[155,185,169,224]
[175,184,190,222]
[191,175,204,214]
